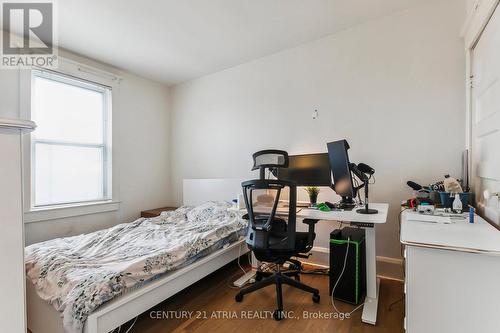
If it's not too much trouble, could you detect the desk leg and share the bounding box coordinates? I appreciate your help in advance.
[362,227,379,325]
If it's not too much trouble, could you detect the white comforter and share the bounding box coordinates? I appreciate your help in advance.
[25,201,247,333]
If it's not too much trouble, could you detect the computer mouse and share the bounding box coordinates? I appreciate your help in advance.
[325,201,336,209]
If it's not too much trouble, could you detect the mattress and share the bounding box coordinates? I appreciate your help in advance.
[25,201,247,333]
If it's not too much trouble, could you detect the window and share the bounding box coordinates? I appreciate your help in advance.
[31,70,111,207]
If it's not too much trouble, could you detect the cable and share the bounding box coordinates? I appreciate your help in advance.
[398,207,410,280]
[237,243,248,275]
[110,326,121,333]
[352,177,362,204]
[330,236,351,314]
[123,316,138,333]
[388,296,404,311]
[348,301,364,315]
[226,243,252,290]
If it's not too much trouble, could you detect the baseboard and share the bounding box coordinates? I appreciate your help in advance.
[376,256,403,265]
[375,255,404,281]
[302,246,404,281]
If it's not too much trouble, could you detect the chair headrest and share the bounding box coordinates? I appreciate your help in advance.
[251,150,289,171]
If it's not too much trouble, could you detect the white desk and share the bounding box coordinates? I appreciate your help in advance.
[237,203,389,325]
[401,210,500,254]
[400,211,500,333]
[295,203,389,225]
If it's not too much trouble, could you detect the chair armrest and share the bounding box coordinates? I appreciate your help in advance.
[302,218,320,226]
[302,219,320,247]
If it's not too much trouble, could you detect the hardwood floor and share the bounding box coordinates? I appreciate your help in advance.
[124,259,405,333]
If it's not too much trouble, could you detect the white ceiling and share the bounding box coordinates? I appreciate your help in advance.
[58,0,426,85]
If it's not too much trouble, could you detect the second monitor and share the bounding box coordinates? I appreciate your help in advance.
[276,153,332,187]
[327,140,356,208]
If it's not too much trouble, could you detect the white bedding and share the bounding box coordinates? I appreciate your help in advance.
[25,201,247,333]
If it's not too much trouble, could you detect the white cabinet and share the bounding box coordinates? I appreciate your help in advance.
[401,212,500,333]
[0,119,35,332]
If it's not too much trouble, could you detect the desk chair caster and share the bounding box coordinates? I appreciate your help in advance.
[254,263,301,282]
[254,271,300,282]
[234,271,320,321]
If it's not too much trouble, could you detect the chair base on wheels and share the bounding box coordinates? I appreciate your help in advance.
[254,269,300,282]
[235,269,320,321]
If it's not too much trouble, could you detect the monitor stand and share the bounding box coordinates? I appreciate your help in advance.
[339,196,356,211]
[356,181,378,214]
[357,206,378,214]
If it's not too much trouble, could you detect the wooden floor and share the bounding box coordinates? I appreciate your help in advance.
[123,259,404,333]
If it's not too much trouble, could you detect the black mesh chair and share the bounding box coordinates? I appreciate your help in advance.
[235,150,320,320]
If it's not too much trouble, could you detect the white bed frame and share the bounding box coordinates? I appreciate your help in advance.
[27,178,247,333]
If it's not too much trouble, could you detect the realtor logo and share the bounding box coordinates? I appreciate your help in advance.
[1,1,57,68]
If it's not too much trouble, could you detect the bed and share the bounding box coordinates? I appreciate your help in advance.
[26,178,248,333]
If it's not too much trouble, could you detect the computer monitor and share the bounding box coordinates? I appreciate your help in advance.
[276,153,332,186]
[327,140,356,207]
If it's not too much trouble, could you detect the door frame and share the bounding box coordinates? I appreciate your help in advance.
[464,0,500,152]
[464,0,500,228]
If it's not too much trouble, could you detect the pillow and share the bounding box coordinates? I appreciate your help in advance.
[186,201,231,223]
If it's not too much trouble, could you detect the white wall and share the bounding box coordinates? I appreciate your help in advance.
[0,50,171,245]
[170,0,466,261]
[466,0,478,15]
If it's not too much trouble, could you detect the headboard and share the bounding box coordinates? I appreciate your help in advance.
[183,178,244,206]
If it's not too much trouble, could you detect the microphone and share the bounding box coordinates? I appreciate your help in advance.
[358,163,375,175]
[354,162,378,215]
[349,163,366,181]
[407,181,422,191]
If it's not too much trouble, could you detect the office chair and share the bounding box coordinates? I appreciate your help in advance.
[235,150,320,320]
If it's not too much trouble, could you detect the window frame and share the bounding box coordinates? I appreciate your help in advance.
[30,69,112,208]
[21,58,120,222]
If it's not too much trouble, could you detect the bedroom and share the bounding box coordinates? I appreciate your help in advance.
[1,0,500,332]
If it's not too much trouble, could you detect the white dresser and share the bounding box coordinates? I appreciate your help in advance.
[400,210,500,333]
[0,118,35,332]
